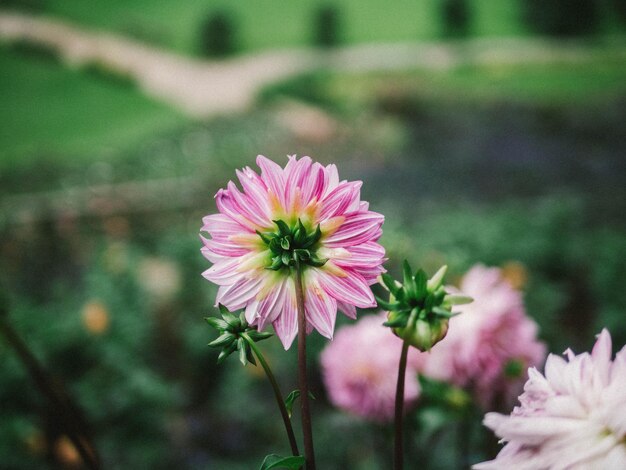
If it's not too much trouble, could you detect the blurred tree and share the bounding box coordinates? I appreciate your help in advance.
[524,0,600,36]
[199,10,237,58]
[441,0,472,38]
[313,5,342,48]
[614,0,626,25]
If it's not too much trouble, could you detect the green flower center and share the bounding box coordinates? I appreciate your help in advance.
[257,219,327,270]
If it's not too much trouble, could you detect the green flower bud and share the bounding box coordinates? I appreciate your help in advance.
[378,262,471,352]
[206,304,273,366]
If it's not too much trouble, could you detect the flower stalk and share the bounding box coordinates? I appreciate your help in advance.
[241,333,300,457]
[294,260,316,470]
[393,307,418,470]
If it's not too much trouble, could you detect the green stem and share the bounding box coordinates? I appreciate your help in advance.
[393,309,418,470]
[393,340,410,470]
[293,261,316,470]
[242,333,300,457]
[0,315,101,470]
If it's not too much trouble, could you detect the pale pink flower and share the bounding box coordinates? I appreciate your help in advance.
[474,329,626,470]
[422,264,546,408]
[200,155,385,349]
[320,313,423,422]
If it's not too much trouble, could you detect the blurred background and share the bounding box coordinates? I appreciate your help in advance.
[0,0,625,468]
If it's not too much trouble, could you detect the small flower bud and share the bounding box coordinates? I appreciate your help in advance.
[378,262,471,352]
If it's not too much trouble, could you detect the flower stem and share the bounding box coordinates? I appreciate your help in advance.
[393,340,410,470]
[242,333,300,457]
[0,315,101,470]
[394,309,418,470]
[293,261,316,470]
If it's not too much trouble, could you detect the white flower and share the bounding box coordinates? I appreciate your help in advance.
[474,329,626,470]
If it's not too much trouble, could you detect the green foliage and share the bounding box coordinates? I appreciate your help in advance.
[260,454,306,469]
[199,10,238,57]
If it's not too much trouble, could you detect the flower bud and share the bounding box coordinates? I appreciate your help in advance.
[378,262,471,352]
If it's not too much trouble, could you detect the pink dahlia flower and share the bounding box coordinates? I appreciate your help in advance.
[422,264,546,409]
[200,155,385,349]
[320,313,423,422]
[474,329,626,470]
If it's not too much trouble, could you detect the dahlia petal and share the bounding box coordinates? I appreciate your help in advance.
[202,257,245,285]
[201,213,253,236]
[318,181,362,221]
[592,329,612,385]
[216,276,264,311]
[324,211,384,247]
[332,241,386,268]
[337,300,357,319]
[200,234,249,257]
[256,155,286,209]
[272,278,298,349]
[301,163,326,204]
[322,163,340,197]
[235,167,272,218]
[256,278,287,331]
[317,268,375,308]
[304,275,337,339]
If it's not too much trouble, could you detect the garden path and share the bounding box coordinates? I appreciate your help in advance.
[1,11,623,118]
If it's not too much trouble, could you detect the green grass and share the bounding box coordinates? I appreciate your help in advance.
[39,0,526,56]
[281,54,626,110]
[0,46,187,167]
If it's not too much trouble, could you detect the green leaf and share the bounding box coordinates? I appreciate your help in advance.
[414,269,427,300]
[246,330,273,342]
[273,219,291,236]
[217,341,237,364]
[307,256,328,267]
[284,390,301,418]
[208,332,235,348]
[381,273,400,296]
[375,296,402,312]
[302,224,322,248]
[402,260,415,298]
[383,317,407,328]
[260,454,306,470]
[256,230,272,245]
[294,219,306,245]
[205,316,228,331]
[238,337,247,366]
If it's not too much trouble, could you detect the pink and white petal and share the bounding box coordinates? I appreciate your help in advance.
[216,276,264,311]
[257,155,286,209]
[332,242,386,268]
[272,278,298,349]
[304,274,338,339]
[215,188,261,231]
[324,211,384,247]
[256,278,287,332]
[318,181,362,221]
[317,268,376,309]
[300,163,326,205]
[236,167,272,217]
[201,213,253,236]
[202,257,246,285]
[337,300,357,319]
[200,234,249,258]
[226,181,274,228]
[321,163,340,197]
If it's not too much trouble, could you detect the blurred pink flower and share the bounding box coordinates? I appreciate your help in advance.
[474,329,626,470]
[422,264,546,409]
[321,313,424,422]
[201,155,385,349]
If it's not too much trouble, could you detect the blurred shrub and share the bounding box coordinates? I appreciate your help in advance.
[313,5,342,48]
[440,0,472,38]
[3,40,58,63]
[0,0,44,12]
[524,0,600,36]
[615,0,626,25]
[81,61,136,88]
[199,10,238,58]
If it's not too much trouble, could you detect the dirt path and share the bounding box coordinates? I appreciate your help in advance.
[1,11,624,118]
